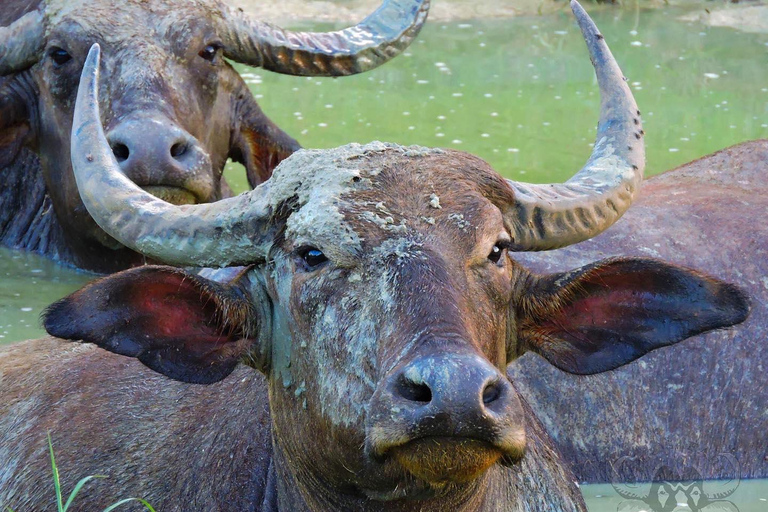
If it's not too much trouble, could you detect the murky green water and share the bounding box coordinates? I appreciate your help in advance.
[0,6,767,505]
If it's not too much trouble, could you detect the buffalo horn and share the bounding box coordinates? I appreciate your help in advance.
[0,10,45,76]
[218,0,429,76]
[71,44,273,267]
[505,0,645,251]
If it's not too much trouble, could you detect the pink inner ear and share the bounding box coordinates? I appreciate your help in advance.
[125,274,239,354]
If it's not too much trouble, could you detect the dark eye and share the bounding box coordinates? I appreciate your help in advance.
[298,247,328,270]
[488,243,507,265]
[49,47,72,66]
[198,43,222,62]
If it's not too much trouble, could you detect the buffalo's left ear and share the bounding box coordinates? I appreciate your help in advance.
[229,84,300,188]
[515,258,750,375]
[44,266,266,384]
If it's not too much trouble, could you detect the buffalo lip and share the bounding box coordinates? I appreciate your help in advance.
[389,436,505,484]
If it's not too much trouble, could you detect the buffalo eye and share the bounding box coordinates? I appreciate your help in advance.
[297,247,328,270]
[488,242,508,265]
[49,47,72,66]
[198,43,222,63]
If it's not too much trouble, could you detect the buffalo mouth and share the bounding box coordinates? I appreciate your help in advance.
[390,436,505,484]
[142,185,198,205]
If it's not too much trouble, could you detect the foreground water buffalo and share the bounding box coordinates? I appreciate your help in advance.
[511,138,768,483]
[0,4,749,510]
[0,0,428,272]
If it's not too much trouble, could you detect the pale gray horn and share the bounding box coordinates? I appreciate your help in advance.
[506,0,644,251]
[71,44,273,267]
[218,0,429,76]
[0,10,45,75]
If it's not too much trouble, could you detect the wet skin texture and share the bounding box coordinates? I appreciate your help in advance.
[512,139,768,483]
[0,0,300,272]
[0,144,747,511]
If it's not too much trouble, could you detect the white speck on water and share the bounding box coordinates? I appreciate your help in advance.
[699,32,707,36]
[408,126,415,130]
[324,104,333,109]
[458,23,472,29]
[403,111,410,116]
[554,95,561,100]
[631,81,641,86]
[437,115,446,120]
[20,307,32,312]
[532,75,539,80]
[479,42,486,47]
[669,148,680,152]
[452,92,463,97]
[293,112,302,116]
[554,30,567,35]
[435,133,445,137]
[507,148,520,153]
[542,122,550,126]
[678,56,685,61]
[30,269,42,274]
[451,139,462,144]
[416,79,429,84]
[680,137,690,141]
[484,93,492,98]
[318,123,328,128]
[435,62,446,67]
[704,73,720,79]
[490,112,499,117]
[481,133,490,138]
[629,30,638,36]
[630,41,643,47]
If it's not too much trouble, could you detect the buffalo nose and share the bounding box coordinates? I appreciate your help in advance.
[393,353,511,416]
[105,116,213,201]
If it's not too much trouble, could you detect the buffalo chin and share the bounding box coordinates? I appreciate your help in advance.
[392,437,503,485]
[142,185,198,205]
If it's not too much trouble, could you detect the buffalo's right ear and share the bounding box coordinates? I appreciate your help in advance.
[515,258,750,375]
[44,266,266,384]
[0,81,34,168]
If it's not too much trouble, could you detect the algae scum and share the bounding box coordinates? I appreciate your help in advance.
[0,5,766,509]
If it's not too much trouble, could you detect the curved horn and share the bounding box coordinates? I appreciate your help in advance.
[0,10,45,76]
[506,0,644,251]
[71,44,273,267]
[218,0,429,76]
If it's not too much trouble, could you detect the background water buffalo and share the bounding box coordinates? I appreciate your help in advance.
[512,139,768,483]
[0,0,428,272]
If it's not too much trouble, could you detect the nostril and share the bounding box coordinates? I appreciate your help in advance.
[112,143,130,162]
[170,141,187,159]
[482,380,502,405]
[396,376,432,404]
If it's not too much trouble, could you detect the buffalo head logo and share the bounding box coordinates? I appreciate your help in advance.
[611,455,740,512]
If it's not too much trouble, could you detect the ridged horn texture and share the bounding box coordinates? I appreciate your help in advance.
[506,0,645,251]
[0,10,45,76]
[217,0,430,76]
[71,44,273,267]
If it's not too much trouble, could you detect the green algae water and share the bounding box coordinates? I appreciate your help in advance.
[0,5,766,506]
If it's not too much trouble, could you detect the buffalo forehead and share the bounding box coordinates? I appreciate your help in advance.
[44,0,216,46]
[269,142,504,262]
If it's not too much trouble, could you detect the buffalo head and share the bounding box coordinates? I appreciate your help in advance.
[44,2,749,508]
[0,0,429,271]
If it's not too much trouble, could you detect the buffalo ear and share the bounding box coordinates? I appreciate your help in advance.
[229,87,300,188]
[516,258,749,375]
[44,266,262,384]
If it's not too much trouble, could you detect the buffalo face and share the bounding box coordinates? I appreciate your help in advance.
[0,0,429,271]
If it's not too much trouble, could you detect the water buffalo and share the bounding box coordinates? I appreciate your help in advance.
[0,3,748,510]
[0,0,429,272]
[511,138,768,483]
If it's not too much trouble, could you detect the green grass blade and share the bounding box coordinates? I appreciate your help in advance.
[47,434,64,512]
[62,475,106,512]
[102,498,156,512]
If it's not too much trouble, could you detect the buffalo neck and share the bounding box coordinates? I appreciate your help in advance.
[269,437,523,512]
